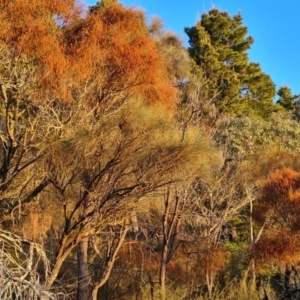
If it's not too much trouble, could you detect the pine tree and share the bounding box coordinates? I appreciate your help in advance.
[277,86,300,120]
[185,8,278,119]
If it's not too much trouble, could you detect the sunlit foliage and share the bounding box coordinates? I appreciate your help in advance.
[253,168,300,264]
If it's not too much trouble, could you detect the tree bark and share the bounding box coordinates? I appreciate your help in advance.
[206,270,213,299]
[159,250,167,300]
[159,188,182,300]
[77,237,89,300]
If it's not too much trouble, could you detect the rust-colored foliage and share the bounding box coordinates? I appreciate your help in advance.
[261,168,300,205]
[253,168,300,263]
[166,259,190,283]
[253,230,300,264]
[0,0,177,109]
[167,240,227,284]
[254,168,300,227]
[0,0,77,97]
[199,245,227,273]
[64,3,177,108]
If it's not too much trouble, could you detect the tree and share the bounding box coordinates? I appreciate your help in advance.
[253,168,300,260]
[185,20,240,114]
[252,168,300,299]
[158,186,193,300]
[277,86,300,120]
[64,1,177,110]
[185,8,278,119]
[148,17,191,89]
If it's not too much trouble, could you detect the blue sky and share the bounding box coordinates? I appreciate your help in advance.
[86,0,300,96]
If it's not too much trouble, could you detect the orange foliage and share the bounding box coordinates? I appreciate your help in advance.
[261,168,300,205]
[166,259,189,282]
[254,168,300,227]
[253,168,300,264]
[254,230,300,264]
[199,245,227,273]
[64,3,177,108]
[0,0,77,97]
[0,1,177,109]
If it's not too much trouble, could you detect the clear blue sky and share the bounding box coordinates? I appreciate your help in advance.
[86,0,300,96]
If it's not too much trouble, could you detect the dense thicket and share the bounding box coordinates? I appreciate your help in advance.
[0,1,299,299]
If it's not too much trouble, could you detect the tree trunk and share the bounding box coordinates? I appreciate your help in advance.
[91,225,129,300]
[45,236,76,290]
[159,187,182,300]
[159,253,167,300]
[206,270,213,299]
[77,237,89,300]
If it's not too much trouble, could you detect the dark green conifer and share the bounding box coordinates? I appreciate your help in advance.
[185,9,277,118]
[277,86,300,120]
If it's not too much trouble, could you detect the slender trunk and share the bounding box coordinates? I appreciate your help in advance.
[149,275,154,300]
[77,237,89,300]
[160,189,170,300]
[91,225,129,300]
[45,232,80,290]
[249,189,265,287]
[206,270,213,299]
[249,196,256,284]
[159,187,182,300]
[159,249,167,300]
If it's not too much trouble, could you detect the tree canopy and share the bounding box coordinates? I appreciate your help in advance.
[185,9,279,119]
